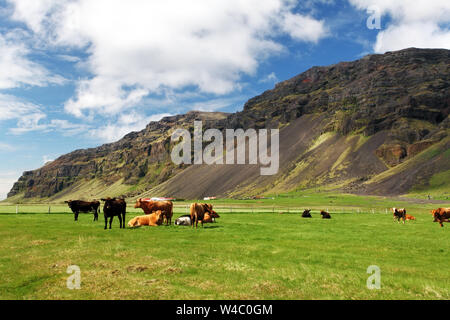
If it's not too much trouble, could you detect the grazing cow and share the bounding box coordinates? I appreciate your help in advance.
[65,200,100,221]
[431,208,450,227]
[302,209,312,218]
[128,210,163,227]
[101,198,126,229]
[134,198,173,225]
[405,214,416,221]
[190,203,217,228]
[320,210,331,219]
[392,208,406,224]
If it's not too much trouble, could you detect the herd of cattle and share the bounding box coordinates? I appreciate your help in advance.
[64,199,450,229]
[65,198,219,229]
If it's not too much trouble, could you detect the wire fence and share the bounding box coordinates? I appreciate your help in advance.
[0,203,393,215]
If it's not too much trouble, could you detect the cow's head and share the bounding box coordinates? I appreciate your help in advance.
[101,198,117,210]
[134,198,143,209]
[128,217,139,228]
[202,203,214,213]
[153,210,163,223]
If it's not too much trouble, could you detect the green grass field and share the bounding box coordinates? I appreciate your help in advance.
[0,194,449,300]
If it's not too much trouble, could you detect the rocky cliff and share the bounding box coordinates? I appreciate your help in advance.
[8,48,450,201]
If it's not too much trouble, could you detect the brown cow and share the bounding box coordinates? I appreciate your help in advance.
[392,208,406,224]
[190,203,216,228]
[134,198,173,225]
[405,214,416,221]
[431,208,450,227]
[320,210,331,219]
[128,210,163,227]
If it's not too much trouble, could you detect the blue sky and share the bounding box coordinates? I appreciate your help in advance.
[1,0,449,199]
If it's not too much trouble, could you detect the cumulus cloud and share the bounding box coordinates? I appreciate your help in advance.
[6,0,328,117]
[349,0,450,52]
[88,112,172,143]
[0,33,64,89]
[0,171,21,200]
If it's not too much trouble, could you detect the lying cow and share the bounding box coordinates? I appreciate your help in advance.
[175,215,191,226]
[101,198,126,229]
[302,209,312,218]
[128,210,163,227]
[320,210,331,219]
[134,198,173,225]
[405,214,416,221]
[392,208,406,224]
[176,211,220,226]
[431,208,450,227]
[65,200,100,221]
[190,203,217,228]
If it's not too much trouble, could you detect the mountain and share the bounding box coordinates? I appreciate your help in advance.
[7,48,450,202]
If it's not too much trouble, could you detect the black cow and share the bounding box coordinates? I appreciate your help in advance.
[302,209,312,218]
[101,198,126,229]
[65,200,100,221]
[320,210,331,219]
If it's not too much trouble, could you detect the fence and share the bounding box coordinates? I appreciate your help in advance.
[0,203,393,215]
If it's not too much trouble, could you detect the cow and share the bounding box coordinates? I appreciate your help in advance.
[431,208,450,227]
[190,203,217,228]
[134,198,173,225]
[320,210,331,219]
[101,198,126,229]
[392,208,406,224]
[176,211,220,226]
[65,200,100,221]
[175,215,191,226]
[302,209,312,218]
[405,214,416,221]
[128,210,163,227]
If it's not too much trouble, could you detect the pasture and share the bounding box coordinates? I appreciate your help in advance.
[0,195,449,300]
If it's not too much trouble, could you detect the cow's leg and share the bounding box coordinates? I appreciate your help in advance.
[104,216,108,230]
[74,212,79,221]
[122,213,126,228]
[109,216,113,229]
[118,215,122,229]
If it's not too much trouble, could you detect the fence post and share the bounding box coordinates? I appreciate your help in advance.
[48,205,51,214]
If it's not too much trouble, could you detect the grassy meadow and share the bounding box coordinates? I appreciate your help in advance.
[0,194,449,300]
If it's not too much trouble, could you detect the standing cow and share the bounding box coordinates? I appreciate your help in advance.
[190,203,217,228]
[65,200,100,221]
[431,208,450,227]
[101,198,126,229]
[392,208,406,224]
[134,198,173,225]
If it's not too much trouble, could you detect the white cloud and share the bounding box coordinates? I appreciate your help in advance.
[6,0,328,117]
[0,142,16,152]
[349,0,450,52]
[42,155,54,164]
[282,12,328,43]
[88,112,172,143]
[0,32,65,89]
[0,171,21,200]
[258,72,279,84]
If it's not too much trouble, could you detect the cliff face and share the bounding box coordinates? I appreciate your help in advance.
[8,48,450,201]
